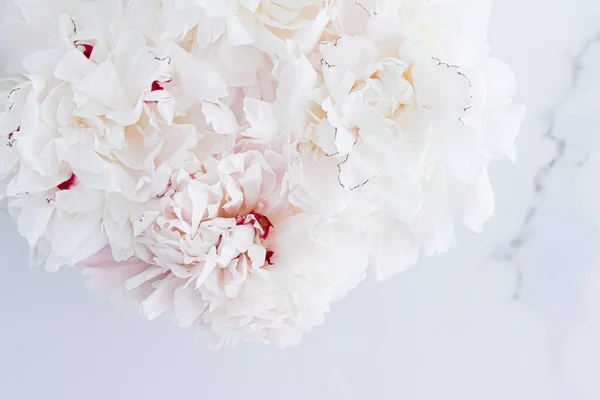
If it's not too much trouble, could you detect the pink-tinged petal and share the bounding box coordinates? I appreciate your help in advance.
[78,248,158,310]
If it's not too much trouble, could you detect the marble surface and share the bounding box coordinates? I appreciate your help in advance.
[2,1,600,399]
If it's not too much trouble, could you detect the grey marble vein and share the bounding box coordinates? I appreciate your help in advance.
[493,30,600,300]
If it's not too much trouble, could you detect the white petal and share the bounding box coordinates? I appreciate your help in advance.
[173,285,206,327]
[139,276,181,321]
[125,266,166,291]
[169,43,228,102]
[242,97,279,139]
[372,222,419,281]
[201,101,239,134]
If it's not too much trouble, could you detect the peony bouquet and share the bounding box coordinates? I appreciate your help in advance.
[0,0,525,347]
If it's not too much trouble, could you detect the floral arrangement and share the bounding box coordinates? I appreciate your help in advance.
[0,0,524,347]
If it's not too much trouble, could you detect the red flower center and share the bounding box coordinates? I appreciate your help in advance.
[235,212,275,266]
[266,251,275,266]
[57,173,78,191]
[74,41,94,59]
[6,127,19,146]
[8,126,20,140]
[151,80,164,92]
[236,211,274,240]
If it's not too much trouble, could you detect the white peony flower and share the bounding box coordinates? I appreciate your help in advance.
[80,150,368,347]
[293,2,526,279]
[195,0,330,51]
[0,1,220,268]
[0,0,524,346]
[200,213,368,348]
[335,0,492,64]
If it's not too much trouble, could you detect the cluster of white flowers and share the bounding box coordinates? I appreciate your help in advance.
[0,0,524,347]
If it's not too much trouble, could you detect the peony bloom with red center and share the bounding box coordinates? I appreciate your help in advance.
[86,150,370,347]
[133,151,288,321]
[236,212,274,240]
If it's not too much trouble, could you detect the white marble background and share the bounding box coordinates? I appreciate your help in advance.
[2,0,600,399]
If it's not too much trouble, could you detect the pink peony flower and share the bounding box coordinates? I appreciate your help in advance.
[80,150,368,347]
